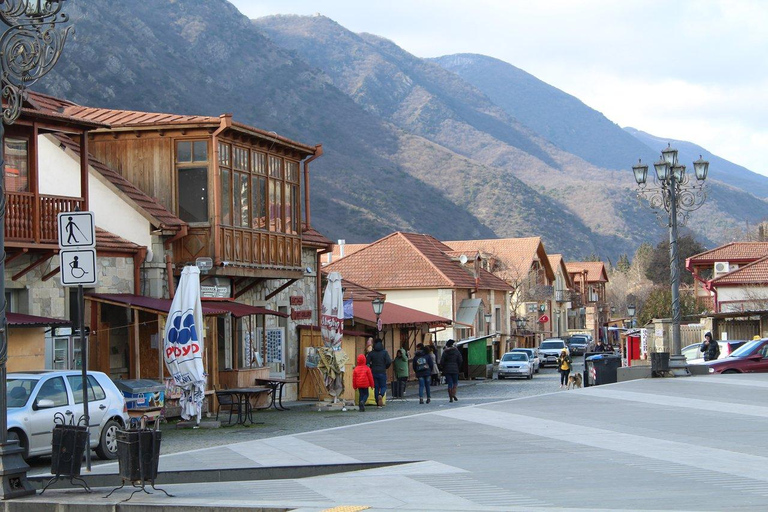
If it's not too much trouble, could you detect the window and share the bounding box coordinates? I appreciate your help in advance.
[495,307,502,332]
[4,138,28,193]
[176,140,209,223]
[269,178,282,232]
[36,377,68,407]
[251,175,266,229]
[234,170,250,227]
[67,375,106,403]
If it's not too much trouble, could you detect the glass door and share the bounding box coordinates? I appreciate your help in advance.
[52,337,69,369]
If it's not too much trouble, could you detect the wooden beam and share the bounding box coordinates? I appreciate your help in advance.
[12,252,53,281]
[5,248,28,265]
[234,277,264,299]
[265,278,297,300]
[42,266,60,281]
[158,314,164,380]
[133,310,141,379]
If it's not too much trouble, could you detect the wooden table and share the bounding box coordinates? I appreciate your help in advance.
[221,387,272,424]
[254,377,298,410]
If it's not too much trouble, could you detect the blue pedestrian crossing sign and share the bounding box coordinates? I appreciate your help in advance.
[60,248,98,286]
[58,211,95,249]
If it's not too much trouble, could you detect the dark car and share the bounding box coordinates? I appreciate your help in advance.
[566,336,589,356]
[702,338,768,374]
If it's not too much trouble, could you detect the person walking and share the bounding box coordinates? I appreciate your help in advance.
[393,343,409,398]
[439,339,463,402]
[594,339,608,352]
[413,343,434,404]
[366,338,392,408]
[352,354,374,412]
[701,332,720,361]
[429,345,440,385]
[557,348,572,389]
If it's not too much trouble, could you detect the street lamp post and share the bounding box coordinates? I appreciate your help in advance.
[627,304,636,329]
[371,297,385,337]
[484,312,492,336]
[632,144,708,374]
[0,0,71,498]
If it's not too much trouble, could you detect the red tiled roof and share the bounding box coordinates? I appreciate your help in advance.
[325,232,512,291]
[711,256,768,286]
[55,134,185,231]
[327,243,368,264]
[688,242,768,265]
[547,254,572,288]
[352,300,451,328]
[443,237,554,282]
[565,261,608,283]
[301,225,333,250]
[96,228,142,254]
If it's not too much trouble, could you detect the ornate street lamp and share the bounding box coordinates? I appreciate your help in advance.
[371,297,385,336]
[484,312,492,336]
[632,145,708,373]
[0,0,71,498]
[515,317,526,332]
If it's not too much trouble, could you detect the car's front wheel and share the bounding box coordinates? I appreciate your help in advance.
[722,369,740,374]
[96,419,121,460]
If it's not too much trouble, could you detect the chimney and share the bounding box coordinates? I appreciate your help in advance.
[338,239,346,258]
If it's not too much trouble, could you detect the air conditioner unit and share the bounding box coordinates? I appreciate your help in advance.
[714,261,730,277]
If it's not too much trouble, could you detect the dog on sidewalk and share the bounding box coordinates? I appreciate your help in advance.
[566,373,582,389]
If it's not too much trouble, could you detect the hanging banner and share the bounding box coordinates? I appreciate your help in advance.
[321,271,345,350]
[164,266,207,423]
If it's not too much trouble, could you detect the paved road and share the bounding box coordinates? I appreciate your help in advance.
[25,370,768,511]
[26,360,583,474]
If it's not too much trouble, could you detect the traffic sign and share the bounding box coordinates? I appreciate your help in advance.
[538,314,550,324]
[377,317,383,332]
[60,249,98,286]
[58,211,96,248]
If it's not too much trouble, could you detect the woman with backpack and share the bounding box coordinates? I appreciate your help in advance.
[439,339,463,402]
[413,343,434,404]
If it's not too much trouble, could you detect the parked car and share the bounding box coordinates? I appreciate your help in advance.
[539,339,568,367]
[497,352,534,380]
[698,338,768,374]
[681,340,747,364]
[7,370,129,460]
[511,348,540,373]
[566,336,589,356]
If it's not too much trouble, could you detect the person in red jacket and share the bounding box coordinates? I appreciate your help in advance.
[352,354,374,411]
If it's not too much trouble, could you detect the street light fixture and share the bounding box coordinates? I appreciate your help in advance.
[0,0,72,498]
[371,297,385,335]
[484,312,492,336]
[633,144,708,372]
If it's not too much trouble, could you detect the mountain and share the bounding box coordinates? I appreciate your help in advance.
[432,53,660,172]
[253,14,768,253]
[32,1,768,261]
[625,128,768,199]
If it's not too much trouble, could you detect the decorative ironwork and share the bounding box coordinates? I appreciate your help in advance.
[0,0,72,124]
[636,169,707,228]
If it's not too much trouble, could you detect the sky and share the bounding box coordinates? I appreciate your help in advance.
[230,0,768,176]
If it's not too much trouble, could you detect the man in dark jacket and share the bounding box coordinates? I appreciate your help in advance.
[701,332,720,361]
[412,343,434,404]
[366,338,392,407]
[439,339,463,402]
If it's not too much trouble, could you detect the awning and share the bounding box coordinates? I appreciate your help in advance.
[352,300,451,328]
[455,298,482,327]
[86,293,286,317]
[6,312,70,327]
[455,334,495,347]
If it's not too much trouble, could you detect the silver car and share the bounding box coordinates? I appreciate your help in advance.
[511,348,540,373]
[497,352,534,380]
[7,370,129,460]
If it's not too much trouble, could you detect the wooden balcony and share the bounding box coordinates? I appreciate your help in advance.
[173,225,303,277]
[5,192,84,246]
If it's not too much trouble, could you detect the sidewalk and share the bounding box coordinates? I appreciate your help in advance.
[17,372,768,511]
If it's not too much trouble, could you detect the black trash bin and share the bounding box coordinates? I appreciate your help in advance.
[50,424,88,477]
[584,354,622,386]
[116,428,162,482]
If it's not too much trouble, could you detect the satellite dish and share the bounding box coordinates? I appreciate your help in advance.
[459,254,468,265]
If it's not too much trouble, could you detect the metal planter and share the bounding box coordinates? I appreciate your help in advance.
[50,424,88,478]
[116,429,162,482]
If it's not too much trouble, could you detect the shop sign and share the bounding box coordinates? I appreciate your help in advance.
[290,295,304,306]
[291,309,312,320]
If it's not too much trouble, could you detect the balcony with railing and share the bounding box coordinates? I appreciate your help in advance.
[5,192,85,246]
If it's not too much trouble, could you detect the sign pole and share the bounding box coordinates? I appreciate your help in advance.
[78,283,90,471]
